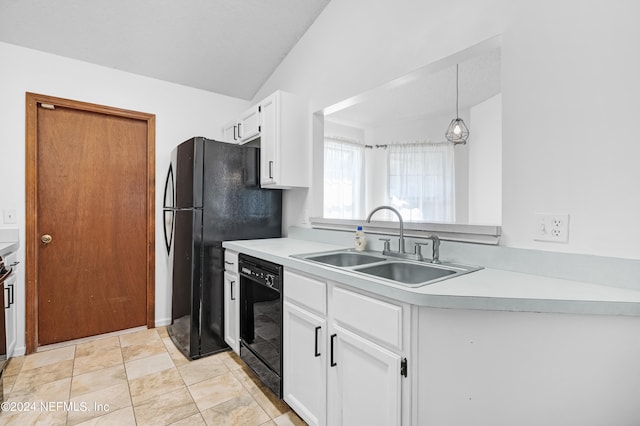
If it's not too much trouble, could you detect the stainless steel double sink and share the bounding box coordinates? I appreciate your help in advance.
[293,249,482,288]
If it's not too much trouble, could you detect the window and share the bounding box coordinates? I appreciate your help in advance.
[323,138,365,219]
[387,142,455,222]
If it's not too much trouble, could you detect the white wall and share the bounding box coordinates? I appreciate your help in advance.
[254,0,640,260]
[0,42,249,353]
[469,94,502,224]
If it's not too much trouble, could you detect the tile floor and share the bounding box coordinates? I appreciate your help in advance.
[0,327,306,425]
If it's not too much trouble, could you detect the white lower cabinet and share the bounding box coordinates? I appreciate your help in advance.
[4,274,16,357]
[283,269,407,426]
[223,272,239,353]
[283,301,327,426]
[223,250,239,354]
[328,325,402,426]
[4,251,18,357]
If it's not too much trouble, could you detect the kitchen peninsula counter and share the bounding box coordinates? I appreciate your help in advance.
[223,237,640,316]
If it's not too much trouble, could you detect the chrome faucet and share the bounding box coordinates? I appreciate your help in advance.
[366,205,406,254]
[365,205,441,263]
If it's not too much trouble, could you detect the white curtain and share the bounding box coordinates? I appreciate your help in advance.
[387,142,455,222]
[324,138,365,219]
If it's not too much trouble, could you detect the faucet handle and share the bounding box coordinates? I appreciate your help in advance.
[378,238,391,252]
[414,242,429,258]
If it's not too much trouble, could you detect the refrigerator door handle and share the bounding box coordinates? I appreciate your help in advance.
[162,164,175,255]
[163,164,174,209]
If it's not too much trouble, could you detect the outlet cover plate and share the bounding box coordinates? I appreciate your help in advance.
[3,209,17,224]
[534,213,569,243]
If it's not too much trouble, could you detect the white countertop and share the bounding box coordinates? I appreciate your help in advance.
[223,237,640,316]
[0,242,19,257]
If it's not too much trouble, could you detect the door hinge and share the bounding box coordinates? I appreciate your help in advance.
[401,357,408,377]
[258,105,261,113]
[39,103,55,110]
[258,125,261,132]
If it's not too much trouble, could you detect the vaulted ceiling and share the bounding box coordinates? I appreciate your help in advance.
[0,0,331,100]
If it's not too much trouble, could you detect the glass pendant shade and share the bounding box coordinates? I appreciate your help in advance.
[445,64,469,145]
[445,117,469,145]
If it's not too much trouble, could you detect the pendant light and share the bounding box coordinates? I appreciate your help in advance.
[445,64,469,145]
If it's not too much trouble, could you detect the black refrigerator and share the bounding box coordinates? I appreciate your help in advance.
[163,137,282,360]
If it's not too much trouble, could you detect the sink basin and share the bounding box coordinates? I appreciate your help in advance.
[353,261,456,285]
[292,248,482,288]
[304,251,386,267]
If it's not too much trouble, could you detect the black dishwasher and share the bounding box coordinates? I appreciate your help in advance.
[238,254,283,398]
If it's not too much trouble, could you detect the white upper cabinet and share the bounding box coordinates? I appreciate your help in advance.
[220,90,309,188]
[258,90,309,188]
[222,120,239,144]
[238,105,260,142]
[221,105,261,144]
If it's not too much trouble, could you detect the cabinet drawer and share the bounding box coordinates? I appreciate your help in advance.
[333,286,403,351]
[224,250,238,274]
[284,270,326,316]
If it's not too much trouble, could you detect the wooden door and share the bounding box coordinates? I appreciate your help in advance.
[25,93,155,351]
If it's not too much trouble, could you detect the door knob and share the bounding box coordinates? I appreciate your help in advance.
[41,234,53,245]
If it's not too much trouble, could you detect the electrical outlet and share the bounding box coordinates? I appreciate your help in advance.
[534,213,569,243]
[3,209,17,224]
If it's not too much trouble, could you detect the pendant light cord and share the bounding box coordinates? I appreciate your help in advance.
[456,64,459,119]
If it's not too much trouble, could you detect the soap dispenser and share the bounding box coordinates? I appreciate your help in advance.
[354,226,366,251]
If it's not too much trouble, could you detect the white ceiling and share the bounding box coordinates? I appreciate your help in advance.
[0,0,331,100]
[326,45,501,128]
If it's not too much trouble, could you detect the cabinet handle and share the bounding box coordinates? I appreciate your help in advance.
[269,161,273,179]
[238,122,242,139]
[330,333,337,367]
[8,283,13,307]
[224,261,235,266]
[233,125,238,140]
[314,326,321,357]
[230,281,235,301]
[4,284,12,309]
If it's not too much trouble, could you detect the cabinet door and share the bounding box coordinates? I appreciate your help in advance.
[329,325,402,426]
[283,301,327,426]
[224,250,238,275]
[222,121,239,144]
[239,106,260,143]
[4,252,17,357]
[259,93,279,186]
[4,273,16,357]
[223,271,239,354]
